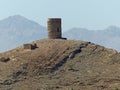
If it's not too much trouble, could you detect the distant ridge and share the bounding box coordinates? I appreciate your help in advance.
[63,25,120,51]
[0,15,44,29]
[0,15,47,52]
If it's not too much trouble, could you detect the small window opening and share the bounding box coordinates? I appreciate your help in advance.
[57,28,60,32]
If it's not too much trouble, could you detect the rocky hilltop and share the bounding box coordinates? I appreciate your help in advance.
[0,39,120,90]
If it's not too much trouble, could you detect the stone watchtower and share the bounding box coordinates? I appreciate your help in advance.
[47,18,62,39]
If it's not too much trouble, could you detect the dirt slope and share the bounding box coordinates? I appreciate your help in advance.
[0,39,120,90]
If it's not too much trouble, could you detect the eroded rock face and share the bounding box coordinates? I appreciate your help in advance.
[0,39,120,90]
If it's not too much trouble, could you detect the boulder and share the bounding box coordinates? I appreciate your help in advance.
[0,57,10,62]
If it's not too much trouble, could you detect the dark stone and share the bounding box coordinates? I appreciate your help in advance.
[51,56,69,72]
[61,37,67,40]
[0,57,10,62]
[69,49,81,59]
[2,79,18,85]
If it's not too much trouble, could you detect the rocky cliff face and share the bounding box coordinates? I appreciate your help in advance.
[0,39,120,90]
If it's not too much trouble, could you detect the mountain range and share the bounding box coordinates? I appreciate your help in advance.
[0,15,47,52]
[63,26,120,51]
[1,15,120,52]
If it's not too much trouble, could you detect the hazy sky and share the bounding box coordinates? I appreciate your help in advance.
[0,0,120,30]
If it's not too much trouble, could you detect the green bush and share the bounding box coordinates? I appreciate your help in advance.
[115,87,119,90]
[68,64,74,70]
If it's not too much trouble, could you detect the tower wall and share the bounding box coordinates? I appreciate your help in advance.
[47,18,62,39]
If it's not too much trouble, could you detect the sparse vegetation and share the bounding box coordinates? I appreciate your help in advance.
[71,88,74,90]
[115,87,119,90]
[68,64,75,71]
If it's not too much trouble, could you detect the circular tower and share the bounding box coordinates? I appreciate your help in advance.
[47,18,62,39]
